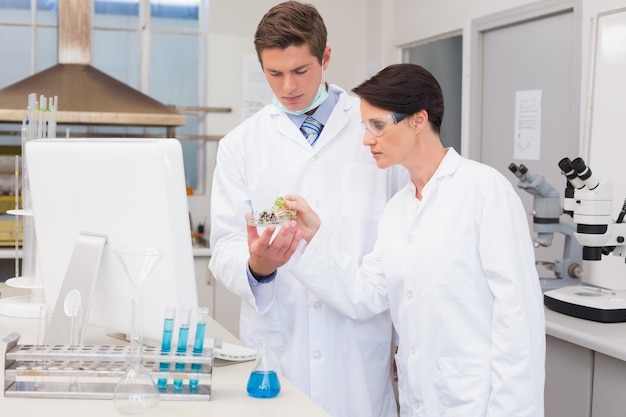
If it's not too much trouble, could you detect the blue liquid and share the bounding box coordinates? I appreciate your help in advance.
[158,318,174,389]
[246,371,281,398]
[189,322,206,389]
[173,326,190,390]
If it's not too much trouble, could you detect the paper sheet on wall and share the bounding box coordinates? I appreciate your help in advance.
[241,54,273,121]
[513,89,542,160]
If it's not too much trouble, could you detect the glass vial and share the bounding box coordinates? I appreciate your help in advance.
[246,339,281,398]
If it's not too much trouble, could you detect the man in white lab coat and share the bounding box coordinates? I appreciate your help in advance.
[209,2,406,417]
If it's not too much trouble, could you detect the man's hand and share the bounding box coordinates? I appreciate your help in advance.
[247,219,301,277]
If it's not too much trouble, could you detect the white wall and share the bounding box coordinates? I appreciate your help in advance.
[194,0,626,238]
[205,0,368,137]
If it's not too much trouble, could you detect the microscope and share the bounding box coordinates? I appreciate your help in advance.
[543,157,626,322]
[508,163,583,291]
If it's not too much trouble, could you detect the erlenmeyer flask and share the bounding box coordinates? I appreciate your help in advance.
[246,339,281,398]
[113,247,163,414]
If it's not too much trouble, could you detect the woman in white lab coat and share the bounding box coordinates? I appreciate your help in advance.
[284,64,546,416]
[209,3,405,417]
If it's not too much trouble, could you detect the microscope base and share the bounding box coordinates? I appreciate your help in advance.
[539,276,580,292]
[544,285,626,323]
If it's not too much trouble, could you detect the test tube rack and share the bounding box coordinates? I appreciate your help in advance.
[0,332,213,401]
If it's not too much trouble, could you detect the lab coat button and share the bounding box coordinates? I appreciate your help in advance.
[410,346,416,355]
[313,301,323,310]
[408,235,414,243]
[313,351,321,359]
[406,290,414,300]
[412,400,421,410]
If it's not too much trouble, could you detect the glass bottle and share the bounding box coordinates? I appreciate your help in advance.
[246,339,281,398]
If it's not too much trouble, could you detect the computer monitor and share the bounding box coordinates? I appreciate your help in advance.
[26,138,198,344]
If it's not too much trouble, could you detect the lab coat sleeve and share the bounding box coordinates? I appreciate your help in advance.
[479,178,546,416]
[289,222,389,320]
[208,132,276,314]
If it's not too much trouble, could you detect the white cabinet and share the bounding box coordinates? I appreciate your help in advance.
[545,335,593,417]
[591,353,626,417]
[193,251,241,338]
[193,251,214,313]
[545,308,626,417]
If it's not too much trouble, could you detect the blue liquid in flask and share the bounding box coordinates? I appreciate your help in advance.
[247,370,281,398]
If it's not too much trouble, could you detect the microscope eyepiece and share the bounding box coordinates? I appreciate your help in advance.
[571,157,599,190]
[558,157,585,189]
[518,164,529,176]
[508,162,531,180]
[558,157,573,172]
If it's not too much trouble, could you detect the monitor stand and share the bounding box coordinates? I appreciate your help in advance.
[46,233,107,345]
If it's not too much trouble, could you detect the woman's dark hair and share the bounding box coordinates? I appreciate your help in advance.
[254,1,327,66]
[352,64,444,134]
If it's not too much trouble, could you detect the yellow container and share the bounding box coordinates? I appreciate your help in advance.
[0,195,19,214]
[0,217,22,246]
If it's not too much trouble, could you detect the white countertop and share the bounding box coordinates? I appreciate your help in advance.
[0,291,330,417]
[545,306,626,361]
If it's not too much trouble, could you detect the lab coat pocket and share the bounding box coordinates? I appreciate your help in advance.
[339,162,387,219]
[435,356,489,416]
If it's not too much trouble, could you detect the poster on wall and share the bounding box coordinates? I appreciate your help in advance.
[513,89,542,161]
[241,54,273,121]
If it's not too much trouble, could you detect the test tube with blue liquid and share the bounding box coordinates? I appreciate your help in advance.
[246,339,281,398]
[158,307,176,389]
[174,307,192,390]
[189,307,209,389]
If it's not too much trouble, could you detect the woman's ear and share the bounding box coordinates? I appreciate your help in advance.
[413,109,429,130]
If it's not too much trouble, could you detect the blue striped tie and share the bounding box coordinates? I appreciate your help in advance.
[300,116,323,147]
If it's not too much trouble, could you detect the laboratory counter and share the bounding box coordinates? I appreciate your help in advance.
[545,306,626,417]
[0,297,331,417]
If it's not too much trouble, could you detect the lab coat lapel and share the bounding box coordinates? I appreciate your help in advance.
[310,92,353,151]
[268,108,313,150]
[266,87,354,152]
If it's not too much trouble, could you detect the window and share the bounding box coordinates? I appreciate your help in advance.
[0,0,209,193]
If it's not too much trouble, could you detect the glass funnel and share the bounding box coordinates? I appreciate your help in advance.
[113,247,163,414]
